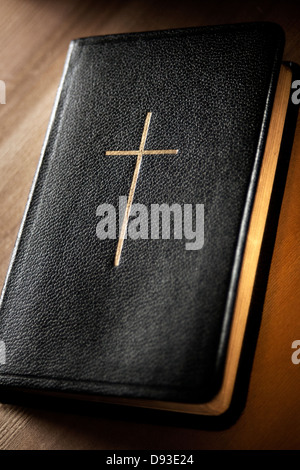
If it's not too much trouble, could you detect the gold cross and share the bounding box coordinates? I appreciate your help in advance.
[105,112,178,266]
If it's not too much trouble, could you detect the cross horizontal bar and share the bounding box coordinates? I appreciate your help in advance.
[105,149,178,156]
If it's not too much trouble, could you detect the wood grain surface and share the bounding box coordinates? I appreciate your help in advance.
[0,0,300,450]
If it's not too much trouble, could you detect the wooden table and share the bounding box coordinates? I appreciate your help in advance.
[0,0,300,450]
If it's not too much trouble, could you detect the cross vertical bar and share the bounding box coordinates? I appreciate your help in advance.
[114,112,152,266]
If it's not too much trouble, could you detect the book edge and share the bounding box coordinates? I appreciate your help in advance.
[0,41,76,309]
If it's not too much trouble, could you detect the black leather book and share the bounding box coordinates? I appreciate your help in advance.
[0,23,296,415]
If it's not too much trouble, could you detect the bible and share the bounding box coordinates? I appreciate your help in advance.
[0,23,297,415]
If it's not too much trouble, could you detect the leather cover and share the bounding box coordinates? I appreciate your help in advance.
[0,23,285,404]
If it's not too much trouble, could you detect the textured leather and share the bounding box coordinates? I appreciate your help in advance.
[0,23,285,403]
